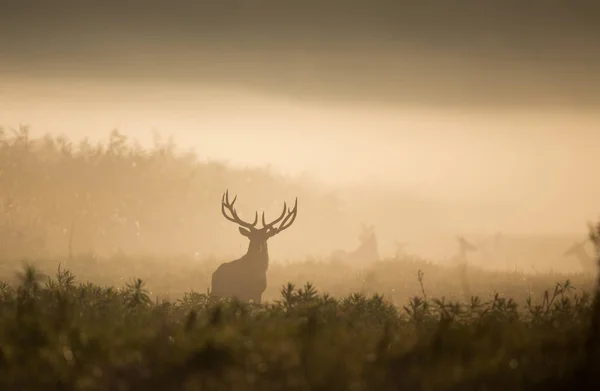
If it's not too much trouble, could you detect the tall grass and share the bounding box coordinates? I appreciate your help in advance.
[0,230,598,391]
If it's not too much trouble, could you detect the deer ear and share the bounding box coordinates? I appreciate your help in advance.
[239,227,251,237]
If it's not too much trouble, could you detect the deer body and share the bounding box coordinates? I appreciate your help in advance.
[211,245,268,303]
[394,241,410,260]
[564,240,596,274]
[211,190,297,304]
[331,224,380,266]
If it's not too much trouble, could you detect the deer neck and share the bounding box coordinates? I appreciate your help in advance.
[246,240,270,270]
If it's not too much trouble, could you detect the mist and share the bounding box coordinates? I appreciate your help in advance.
[3,5,600,387]
[2,78,599,234]
[1,0,599,274]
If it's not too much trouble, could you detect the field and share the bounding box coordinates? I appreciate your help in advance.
[1,254,597,307]
[1,250,599,390]
[0,129,599,390]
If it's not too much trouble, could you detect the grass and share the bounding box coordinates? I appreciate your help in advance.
[0,253,598,390]
[2,252,595,308]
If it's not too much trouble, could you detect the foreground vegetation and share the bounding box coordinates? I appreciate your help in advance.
[1,255,599,390]
[1,251,595,307]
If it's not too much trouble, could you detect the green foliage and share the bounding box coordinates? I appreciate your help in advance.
[0,265,598,390]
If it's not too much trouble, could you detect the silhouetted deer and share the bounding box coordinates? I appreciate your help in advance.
[451,236,478,298]
[211,190,298,304]
[331,224,380,265]
[394,240,409,260]
[564,239,596,274]
[451,236,478,266]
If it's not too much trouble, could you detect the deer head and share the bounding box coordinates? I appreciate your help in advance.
[395,241,408,254]
[457,236,478,253]
[221,190,298,254]
[358,224,376,245]
[564,239,589,257]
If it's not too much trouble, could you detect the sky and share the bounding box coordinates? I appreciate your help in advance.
[0,0,599,233]
[1,1,599,107]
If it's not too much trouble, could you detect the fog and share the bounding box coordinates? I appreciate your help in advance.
[0,1,598,274]
[1,79,598,266]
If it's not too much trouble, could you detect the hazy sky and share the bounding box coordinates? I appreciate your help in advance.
[1,1,599,222]
[2,1,599,106]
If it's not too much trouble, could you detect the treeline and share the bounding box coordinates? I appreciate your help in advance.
[0,126,353,261]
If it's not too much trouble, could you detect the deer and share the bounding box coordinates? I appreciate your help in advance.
[451,236,478,266]
[564,239,596,274]
[211,190,298,304]
[475,232,508,270]
[330,223,381,266]
[394,240,409,260]
[450,236,478,299]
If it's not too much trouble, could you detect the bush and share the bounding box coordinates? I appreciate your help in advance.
[0,262,598,391]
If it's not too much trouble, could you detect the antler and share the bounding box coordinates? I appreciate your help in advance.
[221,190,258,230]
[262,198,298,236]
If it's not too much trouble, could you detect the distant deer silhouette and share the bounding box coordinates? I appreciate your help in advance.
[394,240,409,260]
[211,190,298,304]
[451,236,478,298]
[331,224,380,265]
[564,240,596,274]
[450,236,478,266]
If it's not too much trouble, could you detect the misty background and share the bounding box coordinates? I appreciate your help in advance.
[0,1,599,271]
